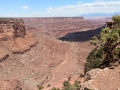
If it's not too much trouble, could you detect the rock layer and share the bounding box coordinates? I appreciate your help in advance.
[0,18,37,60]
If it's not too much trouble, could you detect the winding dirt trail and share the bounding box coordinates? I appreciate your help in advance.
[43,35,74,86]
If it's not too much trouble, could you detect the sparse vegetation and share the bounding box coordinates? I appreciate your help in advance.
[62,80,81,90]
[84,15,120,73]
[51,87,60,90]
[37,84,43,90]
[62,80,70,88]
[84,77,91,82]
[50,80,82,90]
[79,73,85,78]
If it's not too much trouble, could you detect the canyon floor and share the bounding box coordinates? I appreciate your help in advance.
[1,17,119,90]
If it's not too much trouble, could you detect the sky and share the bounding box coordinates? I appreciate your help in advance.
[0,0,120,17]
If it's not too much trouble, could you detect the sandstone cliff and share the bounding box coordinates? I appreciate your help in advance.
[0,18,37,61]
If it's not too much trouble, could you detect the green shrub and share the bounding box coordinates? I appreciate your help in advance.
[74,80,81,87]
[63,80,70,87]
[37,84,43,90]
[51,87,60,90]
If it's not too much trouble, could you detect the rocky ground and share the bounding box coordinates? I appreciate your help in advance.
[0,17,118,90]
[84,66,120,90]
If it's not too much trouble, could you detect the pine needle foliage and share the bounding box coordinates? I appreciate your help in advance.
[84,15,120,73]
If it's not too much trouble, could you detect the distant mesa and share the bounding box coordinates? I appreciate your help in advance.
[30,17,84,20]
[0,18,37,61]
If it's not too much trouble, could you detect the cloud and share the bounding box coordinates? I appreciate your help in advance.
[33,12,39,14]
[46,6,53,11]
[42,0,120,17]
[22,6,28,10]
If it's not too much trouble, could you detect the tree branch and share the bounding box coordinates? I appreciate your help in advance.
[112,42,120,49]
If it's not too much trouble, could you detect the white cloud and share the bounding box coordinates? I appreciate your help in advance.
[46,6,53,11]
[22,6,28,10]
[33,12,39,14]
[40,0,120,17]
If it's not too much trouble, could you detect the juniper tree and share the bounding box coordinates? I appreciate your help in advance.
[84,15,120,73]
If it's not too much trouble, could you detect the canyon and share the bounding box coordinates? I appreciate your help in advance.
[0,17,119,90]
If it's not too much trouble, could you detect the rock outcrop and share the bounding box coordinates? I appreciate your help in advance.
[0,18,37,59]
[0,18,26,41]
[83,66,120,90]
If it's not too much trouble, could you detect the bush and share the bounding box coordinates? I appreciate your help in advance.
[51,87,60,90]
[74,80,81,86]
[79,73,85,78]
[63,80,70,87]
[37,84,43,90]
[51,80,86,90]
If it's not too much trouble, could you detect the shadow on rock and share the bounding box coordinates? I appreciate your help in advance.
[57,27,103,42]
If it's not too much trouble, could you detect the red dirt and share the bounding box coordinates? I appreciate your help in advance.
[0,17,115,90]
